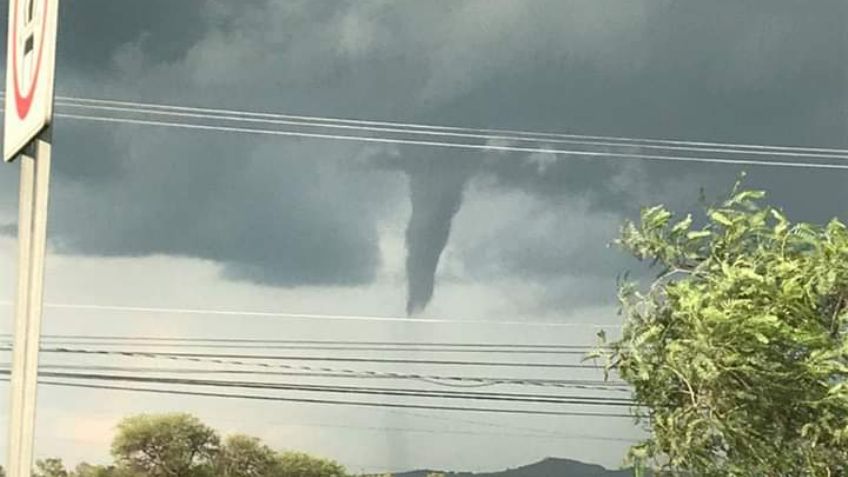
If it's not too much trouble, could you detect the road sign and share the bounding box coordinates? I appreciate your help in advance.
[4,2,59,477]
[4,0,59,162]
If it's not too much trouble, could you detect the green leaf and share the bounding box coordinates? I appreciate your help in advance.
[671,214,694,235]
[687,230,711,240]
[709,210,733,227]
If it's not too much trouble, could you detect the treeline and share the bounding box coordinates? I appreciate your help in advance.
[13,413,351,477]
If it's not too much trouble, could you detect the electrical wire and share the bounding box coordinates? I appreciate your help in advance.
[46,93,848,156]
[2,363,629,391]
[1,333,609,356]
[0,369,636,406]
[0,348,630,392]
[4,391,639,443]
[21,334,606,349]
[30,346,601,369]
[0,374,637,444]
[31,379,639,418]
[52,100,848,160]
[57,113,848,171]
[0,301,622,328]
[3,341,597,355]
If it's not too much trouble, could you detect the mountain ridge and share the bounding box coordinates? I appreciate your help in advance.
[390,457,636,477]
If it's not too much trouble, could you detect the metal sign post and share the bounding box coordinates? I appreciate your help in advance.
[4,1,59,477]
[7,135,51,477]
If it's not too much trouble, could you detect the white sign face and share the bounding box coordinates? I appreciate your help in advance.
[4,0,59,162]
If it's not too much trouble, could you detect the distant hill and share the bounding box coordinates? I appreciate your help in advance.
[390,457,637,477]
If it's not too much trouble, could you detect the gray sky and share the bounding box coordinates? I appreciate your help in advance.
[0,0,846,473]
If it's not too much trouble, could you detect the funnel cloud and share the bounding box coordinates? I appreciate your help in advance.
[404,155,477,315]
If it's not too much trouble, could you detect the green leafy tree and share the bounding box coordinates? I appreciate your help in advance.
[216,435,278,477]
[604,181,848,475]
[34,459,69,477]
[111,413,220,477]
[70,464,103,477]
[70,463,126,477]
[275,451,348,477]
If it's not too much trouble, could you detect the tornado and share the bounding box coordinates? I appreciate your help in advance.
[404,155,475,315]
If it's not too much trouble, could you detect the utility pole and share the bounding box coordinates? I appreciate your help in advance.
[3,2,60,477]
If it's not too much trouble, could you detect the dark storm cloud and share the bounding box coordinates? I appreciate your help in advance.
[422,0,847,145]
[0,0,844,309]
[47,126,389,286]
[0,0,215,70]
[0,0,400,288]
[56,0,209,70]
[51,121,126,183]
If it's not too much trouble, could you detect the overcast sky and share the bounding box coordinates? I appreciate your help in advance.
[0,0,846,473]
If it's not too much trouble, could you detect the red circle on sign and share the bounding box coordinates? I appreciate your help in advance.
[12,0,50,120]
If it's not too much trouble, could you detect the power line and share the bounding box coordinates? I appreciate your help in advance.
[11,341,596,355]
[32,346,601,369]
[47,93,848,156]
[31,379,638,418]
[5,332,607,355]
[0,369,635,406]
[0,301,621,328]
[9,395,639,444]
[32,343,593,355]
[57,113,848,171]
[54,361,630,394]
[24,334,605,349]
[5,363,630,392]
[26,363,402,378]
[0,348,630,392]
[0,377,635,444]
[52,99,848,160]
